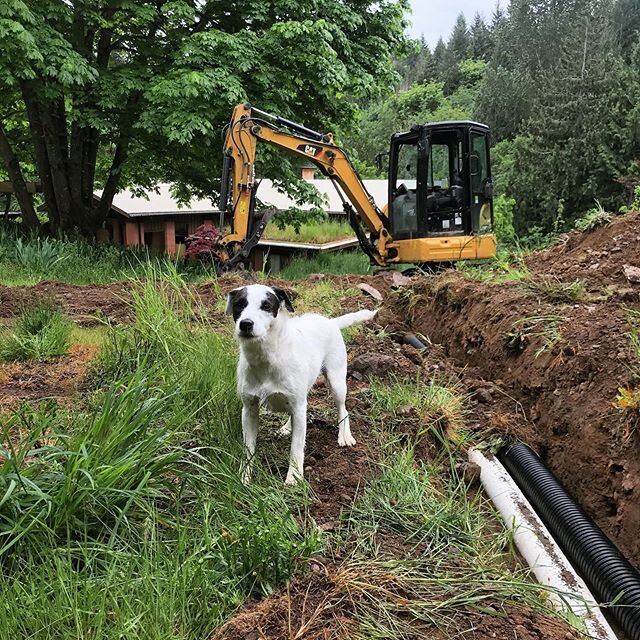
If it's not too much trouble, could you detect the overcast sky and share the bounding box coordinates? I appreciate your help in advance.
[408,0,501,47]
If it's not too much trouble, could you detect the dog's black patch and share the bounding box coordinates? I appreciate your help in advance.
[272,287,295,313]
[260,291,281,317]
[228,287,248,321]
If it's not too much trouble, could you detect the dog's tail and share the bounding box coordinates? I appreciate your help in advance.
[332,308,378,330]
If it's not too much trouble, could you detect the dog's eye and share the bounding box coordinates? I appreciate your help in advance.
[260,300,274,311]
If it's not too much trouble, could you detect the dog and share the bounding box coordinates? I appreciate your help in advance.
[226,284,377,485]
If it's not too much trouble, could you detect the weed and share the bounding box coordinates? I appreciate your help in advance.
[524,275,586,303]
[574,202,613,232]
[506,314,566,358]
[0,301,72,361]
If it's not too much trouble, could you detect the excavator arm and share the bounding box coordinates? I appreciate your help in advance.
[217,103,392,269]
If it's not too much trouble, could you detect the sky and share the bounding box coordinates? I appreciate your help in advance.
[407,0,501,47]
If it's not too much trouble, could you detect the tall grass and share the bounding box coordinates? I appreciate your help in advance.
[0,223,215,286]
[0,265,321,638]
[0,301,72,361]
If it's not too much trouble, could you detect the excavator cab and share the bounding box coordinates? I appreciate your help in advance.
[388,122,493,247]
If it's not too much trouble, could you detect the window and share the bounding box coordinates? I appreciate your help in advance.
[470,133,489,194]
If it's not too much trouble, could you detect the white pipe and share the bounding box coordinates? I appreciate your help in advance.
[469,448,617,640]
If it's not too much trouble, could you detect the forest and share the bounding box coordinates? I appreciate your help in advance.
[348,0,640,237]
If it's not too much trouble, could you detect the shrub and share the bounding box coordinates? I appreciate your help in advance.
[184,223,222,263]
[1,302,72,361]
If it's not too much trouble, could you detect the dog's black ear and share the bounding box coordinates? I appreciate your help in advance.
[272,287,294,313]
[225,287,246,315]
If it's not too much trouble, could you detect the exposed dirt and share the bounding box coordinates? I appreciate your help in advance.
[394,213,640,570]
[214,564,581,640]
[526,211,640,293]
[0,343,98,412]
[0,281,131,325]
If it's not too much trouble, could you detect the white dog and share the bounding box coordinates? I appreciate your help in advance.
[226,284,377,485]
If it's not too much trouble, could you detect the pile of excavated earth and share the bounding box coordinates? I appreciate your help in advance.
[1,211,639,639]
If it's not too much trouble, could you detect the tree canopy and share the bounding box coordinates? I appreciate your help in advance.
[0,0,408,233]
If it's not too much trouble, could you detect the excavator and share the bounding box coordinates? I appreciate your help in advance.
[213,102,496,270]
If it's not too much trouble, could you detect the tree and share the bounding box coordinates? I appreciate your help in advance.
[0,0,408,234]
[469,13,493,60]
[448,14,470,62]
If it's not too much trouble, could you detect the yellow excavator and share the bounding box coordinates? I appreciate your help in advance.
[214,102,496,270]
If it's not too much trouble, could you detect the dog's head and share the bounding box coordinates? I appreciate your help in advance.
[225,284,294,340]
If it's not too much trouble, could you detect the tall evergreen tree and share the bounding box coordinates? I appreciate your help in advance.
[470,13,493,60]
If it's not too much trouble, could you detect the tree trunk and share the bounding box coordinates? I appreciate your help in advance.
[0,123,41,230]
[21,81,61,232]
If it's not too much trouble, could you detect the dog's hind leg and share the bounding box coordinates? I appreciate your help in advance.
[241,399,259,484]
[278,416,292,437]
[285,402,307,485]
[325,353,356,447]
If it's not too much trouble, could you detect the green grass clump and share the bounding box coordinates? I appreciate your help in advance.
[367,374,468,443]
[263,219,354,244]
[574,202,613,232]
[0,302,72,361]
[506,314,566,358]
[524,275,587,303]
[279,250,371,279]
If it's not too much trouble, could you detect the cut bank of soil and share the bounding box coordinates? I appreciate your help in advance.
[396,214,640,569]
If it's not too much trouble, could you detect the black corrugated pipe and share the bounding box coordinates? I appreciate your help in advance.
[498,442,640,640]
[403,333,427,350]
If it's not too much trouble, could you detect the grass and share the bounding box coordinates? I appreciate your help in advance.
[574,202,613,232]
[0,223,216,286]
[337,443,582,637]
[0,265,322,637]
[367,374,469,444]
[523,275,587,303]
[263,219,354,244]
[0,264,582,637]
[506,314,566,358]
[0,301,72,361]
[279,250,371,280]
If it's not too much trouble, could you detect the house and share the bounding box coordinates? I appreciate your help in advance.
[97,177,389,260]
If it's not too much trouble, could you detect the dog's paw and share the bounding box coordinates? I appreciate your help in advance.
[338,432,357,447]
[285,469,302,486]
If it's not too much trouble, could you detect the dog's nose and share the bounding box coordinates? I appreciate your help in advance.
[239,319,254,334]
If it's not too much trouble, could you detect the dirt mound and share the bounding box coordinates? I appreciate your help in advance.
[527,211,640,292]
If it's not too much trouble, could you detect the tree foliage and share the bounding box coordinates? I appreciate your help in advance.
[0,0,408,233]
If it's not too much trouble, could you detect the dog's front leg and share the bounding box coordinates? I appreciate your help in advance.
[285,402,307,485]
[241,399,259,484]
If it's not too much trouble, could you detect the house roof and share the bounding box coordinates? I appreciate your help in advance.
[97,180,389,218]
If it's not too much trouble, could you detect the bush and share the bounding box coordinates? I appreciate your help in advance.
[1,301,72,361]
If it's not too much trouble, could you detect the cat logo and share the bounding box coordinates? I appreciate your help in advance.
[297,143,321,157]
